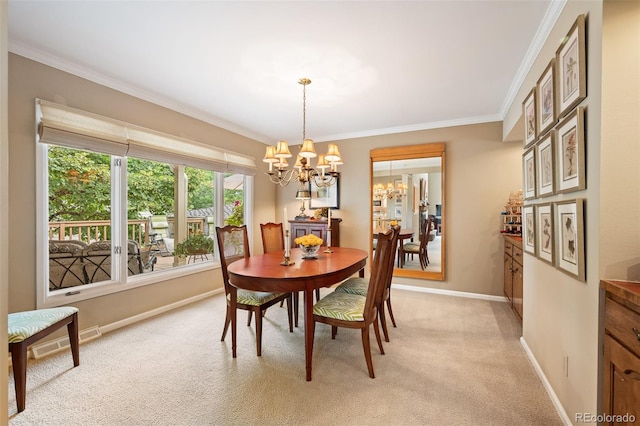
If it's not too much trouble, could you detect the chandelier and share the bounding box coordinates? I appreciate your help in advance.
[372,162,407,200]
[263,78,342,188]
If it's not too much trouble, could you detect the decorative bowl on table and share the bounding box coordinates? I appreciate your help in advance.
[294,234,323,259]
[299,244,321,259]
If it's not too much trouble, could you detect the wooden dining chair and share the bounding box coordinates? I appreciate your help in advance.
[215,225,293,356]
[259,222,284,254]
[401,217,432,270]
[333,225,400,342]
[311,227,396,378]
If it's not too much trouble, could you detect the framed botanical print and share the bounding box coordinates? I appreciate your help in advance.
[523,88,537,147]
[535,203,554,265]
[555,199,585,281]
[535,131,555,197]
[555,106,585,193]
[556,14,587,118]
[536,58,556,135]
[522,205,535,255]
[309,178,340,209]
[523,147,536,200]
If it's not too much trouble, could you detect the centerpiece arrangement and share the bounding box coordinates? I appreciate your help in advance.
[294,234,323,259]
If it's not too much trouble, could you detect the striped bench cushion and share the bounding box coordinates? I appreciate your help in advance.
[8,307,78,343]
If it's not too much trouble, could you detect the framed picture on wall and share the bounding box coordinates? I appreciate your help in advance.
[535,203,554,265]
[522,205,535,255]
[555,106,585,193]
[555,199,585,281]
[556,14,587,118]
[535,131,555,197]
[523,147,536,200]
[309,178,340,209]
[523,88,537,148]
[536,58,557,135]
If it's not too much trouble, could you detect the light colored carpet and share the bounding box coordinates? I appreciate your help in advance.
[8,288,562,425]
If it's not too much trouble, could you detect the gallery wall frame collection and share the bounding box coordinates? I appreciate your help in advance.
[519,14,587,283]
[520,200,585,282]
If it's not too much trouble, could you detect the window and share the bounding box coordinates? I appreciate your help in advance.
[36,99,255,307]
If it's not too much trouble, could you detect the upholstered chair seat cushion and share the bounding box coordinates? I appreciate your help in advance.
[313,291,365,322]
[402,242,420,253]
[227,290,288,306]
[334,277,368,297]
[8,307,79,343]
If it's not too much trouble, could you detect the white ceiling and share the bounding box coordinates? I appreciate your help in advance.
[8,1,562,146]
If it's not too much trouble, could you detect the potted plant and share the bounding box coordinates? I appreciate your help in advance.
[174,231,214,258]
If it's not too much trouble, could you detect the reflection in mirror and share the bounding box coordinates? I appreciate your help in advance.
[371,143,445,281]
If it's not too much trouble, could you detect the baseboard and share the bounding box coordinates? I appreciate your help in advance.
[100,288,222,334]
[391,283,507,302]
[520,336,572,425]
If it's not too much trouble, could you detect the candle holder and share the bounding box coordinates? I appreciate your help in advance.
[281,229,295,266]
[280,254,295,266]
[324,227,334,254]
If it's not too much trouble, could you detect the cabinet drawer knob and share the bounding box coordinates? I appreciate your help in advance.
[633,327,640,341]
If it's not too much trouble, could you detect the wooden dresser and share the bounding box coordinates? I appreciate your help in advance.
[288,218,341,248]
[601,279,640,423]
[503,235,523,323]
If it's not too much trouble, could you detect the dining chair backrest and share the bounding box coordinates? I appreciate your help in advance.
[419,216,432,250]
[384,225,401,292]
[215,225,250,295]
[364,228,395,322]
[260,222,284,254]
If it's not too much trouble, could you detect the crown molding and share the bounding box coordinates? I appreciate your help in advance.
[499,0,567,119]
[317,114,503,143]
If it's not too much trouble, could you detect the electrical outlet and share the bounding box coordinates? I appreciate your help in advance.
[563,353,569,377]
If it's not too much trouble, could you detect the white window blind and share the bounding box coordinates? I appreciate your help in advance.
[36,99,256,175]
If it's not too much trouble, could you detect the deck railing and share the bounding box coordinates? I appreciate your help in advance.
[48,217,209,247]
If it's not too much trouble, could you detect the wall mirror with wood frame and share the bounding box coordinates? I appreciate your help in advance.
[371,143,445,281]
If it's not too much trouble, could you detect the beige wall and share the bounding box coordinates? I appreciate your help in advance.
[7,54,276,329]
[277,122,523,296]
[600,0,640,280]
[1,2,9,423]
[502,0,609,420]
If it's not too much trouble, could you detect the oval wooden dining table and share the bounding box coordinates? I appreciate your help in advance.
[227,246,367,381]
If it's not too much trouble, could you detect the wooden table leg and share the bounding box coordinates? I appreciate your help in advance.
[293,292,299,328]
[304,286,314,381]
[230,286,237,358]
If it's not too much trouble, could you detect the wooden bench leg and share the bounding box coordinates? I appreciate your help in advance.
[68,312,80,367]
[8,311,79,413]
[9,341,28,413]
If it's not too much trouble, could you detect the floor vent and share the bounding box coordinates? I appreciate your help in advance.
[31,325,102,359]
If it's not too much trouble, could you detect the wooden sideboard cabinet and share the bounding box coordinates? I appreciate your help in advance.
[601,280,640,424]
[289,218,341,248]
[503,235,523,323]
